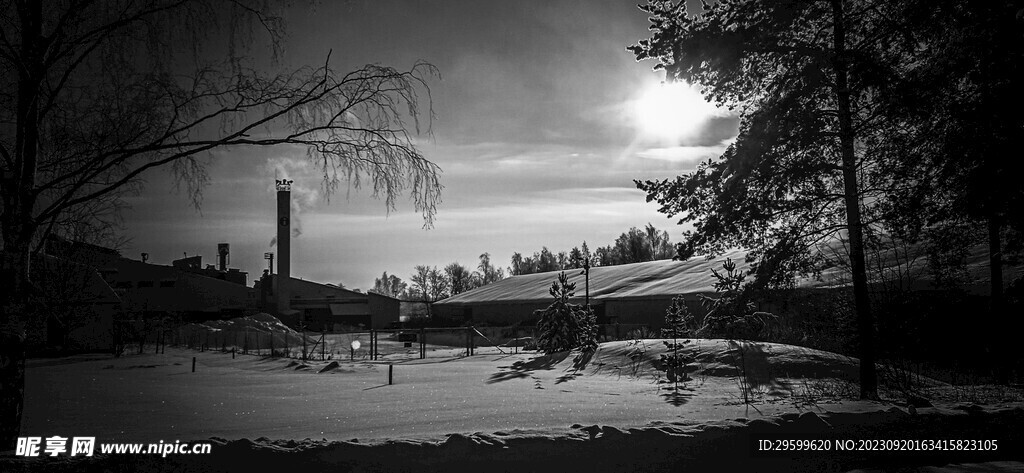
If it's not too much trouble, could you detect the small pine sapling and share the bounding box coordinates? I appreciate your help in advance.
[535,272,588,354]
[660,295,694,391]
[573,306,599,368]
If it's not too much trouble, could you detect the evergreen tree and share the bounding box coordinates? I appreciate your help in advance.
[887,2,1024,381]
[568,247,585,269]
[535,272,590,353]
[660,295,694,390]
[630,0,922,399]
[662,295,695,339]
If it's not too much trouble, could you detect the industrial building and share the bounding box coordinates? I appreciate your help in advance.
[255,274,400,331]
[432,250,760,328]
[26,177,419,353]
[253,178,400,331]
[46,237,254,320]
[434,243,1023,329]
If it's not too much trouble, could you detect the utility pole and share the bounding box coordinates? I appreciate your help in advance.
[581,259,590,310]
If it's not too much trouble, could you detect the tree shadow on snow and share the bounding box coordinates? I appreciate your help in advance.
[555,373,579,384]
[660,387,696,406]
[488,351,570,384]
[728,340,794,398]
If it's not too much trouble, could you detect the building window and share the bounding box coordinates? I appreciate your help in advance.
[137,281,154,288]
[159,280,175,288]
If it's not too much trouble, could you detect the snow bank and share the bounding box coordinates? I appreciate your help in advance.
[180,313,313,352]
[186,313,298,336]
[587,338,863,380]
[6,407,1023,472]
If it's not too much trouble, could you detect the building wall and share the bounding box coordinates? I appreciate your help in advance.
[266,276,401,331]
[433,301,551,326]
[112,269,252,316]
[435,295,711,329]
[604,296,710,328]
[367,293,400,329]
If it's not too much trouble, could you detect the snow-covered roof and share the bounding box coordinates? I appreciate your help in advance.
[437,242,1023,307]
[436,249,768,305]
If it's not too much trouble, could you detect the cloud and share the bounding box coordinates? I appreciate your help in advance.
[635,139,733,163]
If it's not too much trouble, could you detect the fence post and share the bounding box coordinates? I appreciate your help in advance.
[321,330,326,361]
[389,364,393,385]
[419,328,425,359]
[269,331,275,357]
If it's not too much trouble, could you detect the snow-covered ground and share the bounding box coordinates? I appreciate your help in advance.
[10,339,1024,472]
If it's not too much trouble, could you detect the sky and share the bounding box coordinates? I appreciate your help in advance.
[121,0,737,291]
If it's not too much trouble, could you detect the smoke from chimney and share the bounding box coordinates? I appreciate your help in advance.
[275,179,293,313]
[267,157,317,248]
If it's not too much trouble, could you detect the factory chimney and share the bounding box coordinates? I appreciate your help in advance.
[275,179,293,313]
[217,243,229,271]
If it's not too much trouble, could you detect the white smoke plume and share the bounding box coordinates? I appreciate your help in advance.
[266,156,320,247]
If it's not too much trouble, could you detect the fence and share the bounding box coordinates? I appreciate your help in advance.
[153,323,652,362]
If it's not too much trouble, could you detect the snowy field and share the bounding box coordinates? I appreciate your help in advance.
[9,340,1024,472]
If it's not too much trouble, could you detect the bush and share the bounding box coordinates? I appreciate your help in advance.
[698,258,776,340]
[627,326,658,340]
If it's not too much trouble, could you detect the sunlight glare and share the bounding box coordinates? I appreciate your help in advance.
[634,81,714,142]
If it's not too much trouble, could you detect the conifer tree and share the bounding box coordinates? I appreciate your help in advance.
[535,272,591,354]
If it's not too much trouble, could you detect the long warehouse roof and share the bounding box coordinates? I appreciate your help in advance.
[437,249,783,305]
[436,244,1022,306]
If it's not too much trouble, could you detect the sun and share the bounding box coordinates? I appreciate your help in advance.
[634,81,715,143]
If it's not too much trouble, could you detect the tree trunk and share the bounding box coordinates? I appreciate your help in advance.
[988,214,1004,313]
[987,213,1008,384]
[831,0,878,400]
[0,222,38,451]
[0,332,26,450]
[0,1,43,448]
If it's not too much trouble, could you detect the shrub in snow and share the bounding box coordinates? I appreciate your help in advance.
[534,272,595,355]
[697,258,776,340]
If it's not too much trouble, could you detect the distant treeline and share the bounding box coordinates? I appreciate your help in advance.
[370,222,675,301]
